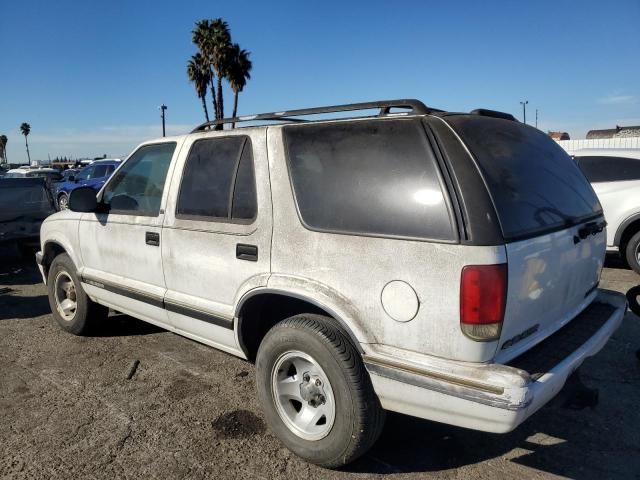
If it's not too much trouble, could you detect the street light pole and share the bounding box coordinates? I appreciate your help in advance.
[159,104,167,137]
[520,100,528,124]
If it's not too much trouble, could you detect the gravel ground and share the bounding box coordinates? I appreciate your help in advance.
[1,245,639,480]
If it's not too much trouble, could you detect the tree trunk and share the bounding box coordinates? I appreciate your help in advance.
[209,69,218,120]
[201,95,210,122]
[25,137,31,165]
[232,91,239,129]
[217,76,224,119]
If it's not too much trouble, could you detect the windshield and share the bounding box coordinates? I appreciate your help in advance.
[447,115,602,241]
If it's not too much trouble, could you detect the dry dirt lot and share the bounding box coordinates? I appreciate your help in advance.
[1,245,639,480]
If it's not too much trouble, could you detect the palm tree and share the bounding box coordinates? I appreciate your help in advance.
[20,123,31,165]
[192,20,218,120]
[187,53,211,122]
[207,18,231,121]
[226,44,252,128]
[0,135,7,165]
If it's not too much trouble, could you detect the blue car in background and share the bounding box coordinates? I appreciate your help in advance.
[55,159,121,210]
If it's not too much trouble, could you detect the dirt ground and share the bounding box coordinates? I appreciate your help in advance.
[1,245,639,480]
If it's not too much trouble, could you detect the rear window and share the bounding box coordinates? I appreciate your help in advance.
[447,116,601,241]
[577,156,640,183]
[284,118,455,241]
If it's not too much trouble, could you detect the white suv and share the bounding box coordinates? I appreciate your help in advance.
[36,100,626,467]
[573,149,640,272]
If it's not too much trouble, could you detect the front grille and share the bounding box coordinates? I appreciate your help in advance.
[507,302,615,380]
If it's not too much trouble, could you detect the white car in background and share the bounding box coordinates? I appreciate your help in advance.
[573,148,640,272]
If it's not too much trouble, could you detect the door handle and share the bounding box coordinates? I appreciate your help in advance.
[145,231,160,246]
[236,244,258,262]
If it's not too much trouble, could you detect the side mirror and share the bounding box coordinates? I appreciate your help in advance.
[68,187,98,212]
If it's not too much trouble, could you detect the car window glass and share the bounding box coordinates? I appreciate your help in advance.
[177,136,254,221]
[231,144,257,220]
[284,119,455,240]
[75,167,93,181]
[92,165,108,178]
[577,156,640,183]
[103,143,176,216]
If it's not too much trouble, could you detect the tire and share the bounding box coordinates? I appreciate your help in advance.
[624,230,640,274]
[58,192,69,210]
[47,253,108,334]
[256,314,385,468]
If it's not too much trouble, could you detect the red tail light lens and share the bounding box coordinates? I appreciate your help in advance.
[460,264,507,341]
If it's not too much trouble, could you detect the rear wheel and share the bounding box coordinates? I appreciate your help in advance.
[624,230,640,274]
[256,314,385,468]
[58,192,69,210]
[47,253,108,334]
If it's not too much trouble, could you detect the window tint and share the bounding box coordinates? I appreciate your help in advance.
[447,116,601,241]
[577,156,640,183]
[231,145,257,220]
[284,119,455,240]
[103,143,176,216]
[177,136,256,221]
[92,165,108,178]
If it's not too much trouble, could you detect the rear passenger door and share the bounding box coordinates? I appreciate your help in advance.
[162,130,272,352]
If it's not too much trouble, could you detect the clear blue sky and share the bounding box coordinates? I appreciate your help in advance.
[1,0,638,163]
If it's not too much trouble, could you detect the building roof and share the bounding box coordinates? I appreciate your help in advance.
[586,125,640,139]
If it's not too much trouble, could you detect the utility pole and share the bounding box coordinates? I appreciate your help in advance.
[520,100,528,124]
[159,104,167,137]
[535,109,538,129]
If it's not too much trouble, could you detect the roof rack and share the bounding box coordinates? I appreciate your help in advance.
[191,99,433,132]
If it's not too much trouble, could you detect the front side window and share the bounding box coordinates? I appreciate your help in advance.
[75,166,93,182]
[103,143,176,216]
[284,119,455,240]
[92,164,109,178]
[176,136,256,221]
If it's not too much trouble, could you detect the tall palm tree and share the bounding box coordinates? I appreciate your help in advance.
[207,18,231,121]
[192,20,218,120]
[226,44,252,128]
[20,123,31,165]
[187,53,211,122]
[0,135,7,165]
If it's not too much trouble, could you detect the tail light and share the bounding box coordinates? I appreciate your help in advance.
[460,264,507,341]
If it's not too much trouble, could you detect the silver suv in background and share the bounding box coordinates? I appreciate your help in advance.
[36,100,626,467]
[574,149,640,272]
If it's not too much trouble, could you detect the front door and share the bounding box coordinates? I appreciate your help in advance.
[78,141,181,327]
[161,130,272,353]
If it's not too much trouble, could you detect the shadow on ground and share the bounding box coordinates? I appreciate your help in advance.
[604,253,631,271]
[90,313,164,337]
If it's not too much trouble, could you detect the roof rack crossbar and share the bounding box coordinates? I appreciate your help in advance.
[191,99,431,132]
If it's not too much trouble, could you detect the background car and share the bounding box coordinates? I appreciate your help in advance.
[574,148,640,272]
[55,159,120,210]
[3,167,63,182]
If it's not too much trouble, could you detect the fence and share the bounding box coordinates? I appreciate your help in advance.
[556,137,640,153]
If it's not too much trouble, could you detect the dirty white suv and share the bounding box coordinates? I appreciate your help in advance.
[37,100,626,468]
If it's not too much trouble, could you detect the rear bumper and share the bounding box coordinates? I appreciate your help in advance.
[364,289,626,433]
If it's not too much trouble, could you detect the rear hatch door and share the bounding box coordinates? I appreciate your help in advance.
[446,115,605,362]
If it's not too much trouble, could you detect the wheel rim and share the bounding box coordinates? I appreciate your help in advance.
[54,271,77,321]
[271,350,336,441]
[635,243,640,265]
[59,194,69,210]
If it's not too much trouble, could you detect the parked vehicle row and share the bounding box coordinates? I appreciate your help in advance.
[36,99,627,468]
[54,159,121,210]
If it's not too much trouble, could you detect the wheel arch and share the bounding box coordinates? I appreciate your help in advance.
[235,288,365,362]
[614,213,640,248]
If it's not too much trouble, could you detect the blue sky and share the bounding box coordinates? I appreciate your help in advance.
[1,0,638,163]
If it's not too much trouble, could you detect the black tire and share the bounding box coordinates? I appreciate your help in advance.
[256,314,385,468]
[58,192,69,210]
[624,231,640,274]
[47,253,108,335]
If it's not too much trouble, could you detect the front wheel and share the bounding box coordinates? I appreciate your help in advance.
[624,230,640,274]
[256,314,385,468]
[47,253,108,334]
[58,192,69,210]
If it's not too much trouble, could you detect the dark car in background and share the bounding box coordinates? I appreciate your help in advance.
[55,159,120,210]
[0,177,57,253]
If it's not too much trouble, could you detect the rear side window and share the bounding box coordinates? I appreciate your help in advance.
[284,119,455,240]
[577,156,640,183]
[92,165,108,178]
[177,136,256,221]
[447,116,601,241]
